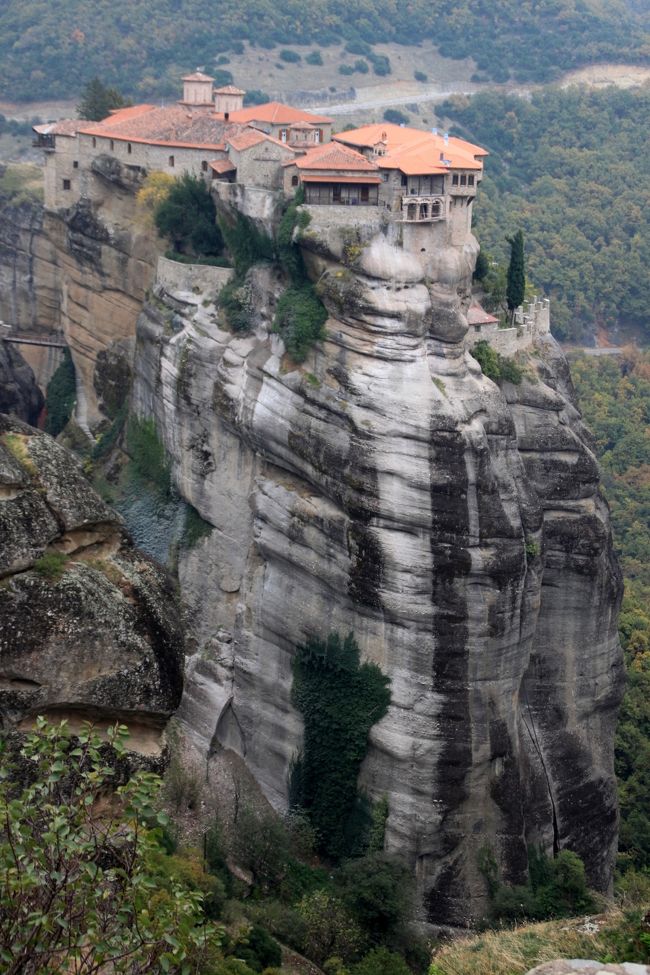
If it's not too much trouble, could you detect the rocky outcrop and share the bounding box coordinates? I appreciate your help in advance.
[131,210,623,925]
[0,414,184,754]
[527,964,650,975]
[0,342,44,424]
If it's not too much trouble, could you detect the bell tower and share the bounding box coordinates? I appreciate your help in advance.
[180,71,215,107]
[214,85,246,118]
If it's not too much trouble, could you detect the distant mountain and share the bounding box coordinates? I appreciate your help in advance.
[1,0,649,101]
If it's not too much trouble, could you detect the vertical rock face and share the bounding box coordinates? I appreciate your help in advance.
[130,208,622,926]
[0,343,44,424]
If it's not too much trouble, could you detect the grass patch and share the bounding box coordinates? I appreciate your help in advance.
[1,432,37,477]
[126,415,171,497]
[33,552,67,581]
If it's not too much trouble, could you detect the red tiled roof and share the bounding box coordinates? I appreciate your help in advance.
[467,302,498,326]
[302,175,382,184]
[77,104,250,150]
[334,122,487,175]
[287,141,379,173]
[214,85,246,95]
[227,101,332,125]
[33,119,81,136]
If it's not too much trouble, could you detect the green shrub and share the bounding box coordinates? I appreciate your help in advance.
[414,70,428,82]
[290,633,391,860]
[335,854,411,941]
[352,947,411,975]
[92,401,127,460]
[339,64,355,76]
[218,211,274,277]
[470,340,523,385]
[182,503,213,549]
[33,551,67,581]
[353,59,369,73]
[279,49,301,63]
[45,350,76,436]
[481,846,596,922]
[228,926,282,972]
[154,173,223,257]
[306,50,323,65]
[273,285,328,362]
[127,415,172,496]
[599,908,650,963]
[244,89,270,106]
[298,890,366,965]
[219,277,254,333]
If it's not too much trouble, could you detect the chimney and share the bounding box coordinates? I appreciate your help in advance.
[444,132,449,145]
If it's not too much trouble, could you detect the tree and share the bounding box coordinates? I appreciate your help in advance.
[136,171,176,227]
[0,717,225,974]
[77,78,130,121]
[154,174,224,257]
[506,229,525,319]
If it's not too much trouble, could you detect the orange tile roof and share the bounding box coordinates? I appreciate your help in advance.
[78,104,250,150]
[182,71,214,82]
[33,119,81,136]
[334,123,487,175]
[287,141,379,173]
[209,159,236,173]
[215,85,246,95]
[227,101,332,125]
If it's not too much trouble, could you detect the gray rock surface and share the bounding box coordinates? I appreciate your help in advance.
[0,341,44,424]
[131,211,623,925]
[0,414,184,754]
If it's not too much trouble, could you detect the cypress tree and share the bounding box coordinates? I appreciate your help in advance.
[506,230,526,320]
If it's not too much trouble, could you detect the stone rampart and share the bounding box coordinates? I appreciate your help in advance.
[465,297,551,355]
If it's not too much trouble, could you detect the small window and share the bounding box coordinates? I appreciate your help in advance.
[468,174,475,186]
[62,179,71,191]
[202,160,208,172]
[280,128,287,142]
[110,140,114,151]
[169,155,175,167]
[127,143,132,154]
[291,174,299,187]
[318,129,324,143]
[460,173,467,185]
[452,173,459,185]
[401,174,408,187]
[92,137,96,148]
[73,160,79,169]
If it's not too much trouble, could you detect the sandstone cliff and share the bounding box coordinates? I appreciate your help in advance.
[0,414,184,755]
[0,162,161,428]
[0,342,43,424]
[130,207,624,925]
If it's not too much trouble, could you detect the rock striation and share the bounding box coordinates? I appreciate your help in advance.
[0,342,44,424]
[0,414,184,755]
[131,204,624,925]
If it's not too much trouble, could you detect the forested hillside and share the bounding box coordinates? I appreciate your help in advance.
[442,85,650,342]
[572,350,650,881]
[1,0,650,100]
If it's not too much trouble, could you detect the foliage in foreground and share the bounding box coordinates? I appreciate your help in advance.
[290,632,391,861]
[0,718,224,974]
[154,174,224,258]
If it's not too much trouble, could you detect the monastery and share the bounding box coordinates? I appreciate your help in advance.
[34,71,487,242]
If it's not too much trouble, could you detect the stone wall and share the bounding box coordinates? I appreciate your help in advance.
[156,256,233,296]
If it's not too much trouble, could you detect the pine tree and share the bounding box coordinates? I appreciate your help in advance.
[77,78,130,121]
[506,229,526,320]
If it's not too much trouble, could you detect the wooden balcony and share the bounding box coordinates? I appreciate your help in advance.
[401,195,446,222]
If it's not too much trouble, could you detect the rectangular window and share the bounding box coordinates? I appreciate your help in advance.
[202,160,208,172]
[361,186,369,203]
[468,174,475,186]
[169,155,175,167]
[460,174,467,185]
[73,160,79,169]
[92,137,96,148]
[452,174,459,185]
[62,179,71,190]
[110,140,114,151]
[127,143,132,154]
[401,173,408,187]
[280,129,287,142]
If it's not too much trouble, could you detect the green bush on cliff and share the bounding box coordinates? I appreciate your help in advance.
[45,349,76,436]
[273,285,327,362]
[470,340,523,385]
[290,632,390,860]
[154,173,223,258]
[127,415,172,496]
